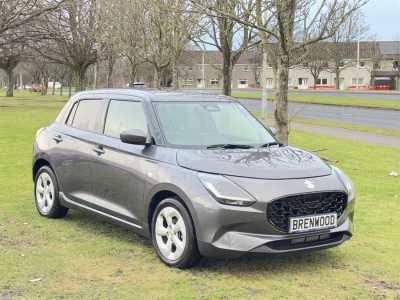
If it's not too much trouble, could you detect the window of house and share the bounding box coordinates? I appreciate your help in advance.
[239,79,248,85]
[316,78,328,85]
[210,79,219,85]
[242,65,249,72]
[360,61,365,67]
[183,79,193,86]
[352,78,364,85]
[72,99,104,132]
[104,100,147,138]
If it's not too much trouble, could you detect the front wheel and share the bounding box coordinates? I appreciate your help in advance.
[151,198,201,268]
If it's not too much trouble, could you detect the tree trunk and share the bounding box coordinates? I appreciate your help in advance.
[274,61,290,145]
[41,75,48,96]
[222,53,232,96]
[260,42,268,121]
[272,66,278,90]
[335,67,341,90]
[74,68,86,92]
[129,65,137,88]
[153,67,161,89]
[93,62,98,89]
[312,74,318,89]
[172,61,179,90]
[6,69,14,97]
[106,56,114,88]
[68,79,72,97]
[52,80,56,95]
[60,84,63,96]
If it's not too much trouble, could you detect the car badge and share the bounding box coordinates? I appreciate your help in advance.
[304,180,315,189]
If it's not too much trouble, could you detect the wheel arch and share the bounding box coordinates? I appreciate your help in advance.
[32,155,58,185]
[146,184,199,239]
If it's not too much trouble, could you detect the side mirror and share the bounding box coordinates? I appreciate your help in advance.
[270,127,278,136]
[120,129,150,146]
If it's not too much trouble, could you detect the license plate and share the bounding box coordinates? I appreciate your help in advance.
[289,213,337,233]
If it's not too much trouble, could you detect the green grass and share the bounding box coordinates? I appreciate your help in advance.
[1,92,400,299]
[232,90,400,110]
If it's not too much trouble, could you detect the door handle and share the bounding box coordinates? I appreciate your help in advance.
[93,145,105,155]
[53,135,63,143]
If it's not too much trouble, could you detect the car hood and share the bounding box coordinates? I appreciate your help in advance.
[176,146,332,179]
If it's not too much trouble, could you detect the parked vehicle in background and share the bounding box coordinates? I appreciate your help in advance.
[32,89,355,268]
[48,81,62,89]
[31,84,45,93]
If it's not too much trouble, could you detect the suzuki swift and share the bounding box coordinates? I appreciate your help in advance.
[33,89,355,268]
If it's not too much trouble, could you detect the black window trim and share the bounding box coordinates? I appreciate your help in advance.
[65,101,78,127]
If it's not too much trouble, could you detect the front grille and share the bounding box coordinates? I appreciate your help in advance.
[267,192,347,233]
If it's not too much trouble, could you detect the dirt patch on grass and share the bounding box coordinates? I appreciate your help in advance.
[0,287,25,300]
[0,234,34,248]
[365,278,400,292]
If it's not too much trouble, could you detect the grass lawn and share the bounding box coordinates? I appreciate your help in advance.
[1,93,399,299]
[232,90,400,110]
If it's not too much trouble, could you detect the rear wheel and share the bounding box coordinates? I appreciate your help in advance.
[34,166,68,218]
[151,198,201,268]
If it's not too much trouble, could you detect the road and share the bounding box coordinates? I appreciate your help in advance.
[186,88,400,100]
[237,98,400,130]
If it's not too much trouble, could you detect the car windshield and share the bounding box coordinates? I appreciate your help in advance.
[154,101,276,147]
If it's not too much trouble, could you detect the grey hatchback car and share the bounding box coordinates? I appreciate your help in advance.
[33,89,355,268]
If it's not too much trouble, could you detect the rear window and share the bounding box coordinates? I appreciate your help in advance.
[72,100,104,132]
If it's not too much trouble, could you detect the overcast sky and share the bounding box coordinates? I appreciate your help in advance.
[363,0,400,40]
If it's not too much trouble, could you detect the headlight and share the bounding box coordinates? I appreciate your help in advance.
[332,166,355,200]
[198,173,256,206]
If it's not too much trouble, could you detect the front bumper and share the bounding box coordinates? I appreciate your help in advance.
[188,173,355,258]
[198,217,353,258]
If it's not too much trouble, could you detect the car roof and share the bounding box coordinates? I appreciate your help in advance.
[73,89,233,102]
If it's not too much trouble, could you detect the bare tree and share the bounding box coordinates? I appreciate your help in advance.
[303,43,329,88]
[0,46,24,96]
[142,0,198,89]
[0,0,65,42]
[98,0,146,87]
[34,0,97,91]
[193,0,257,96]
[326,10,368,89]
[0,0,64,96]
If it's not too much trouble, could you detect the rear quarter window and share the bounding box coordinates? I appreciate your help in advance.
[72,99,104,132]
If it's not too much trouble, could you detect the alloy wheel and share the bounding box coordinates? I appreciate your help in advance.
[155,206,187,261]
[35,172,55,214]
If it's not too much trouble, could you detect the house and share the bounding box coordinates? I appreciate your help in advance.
[175,41,400,91]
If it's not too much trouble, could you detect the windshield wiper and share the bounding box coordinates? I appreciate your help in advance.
[206,143,254,149]
[258,142,284,148]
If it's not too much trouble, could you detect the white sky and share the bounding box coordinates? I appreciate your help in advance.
[363,0,400,40]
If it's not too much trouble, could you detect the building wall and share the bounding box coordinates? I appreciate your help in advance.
[177,54,399,90]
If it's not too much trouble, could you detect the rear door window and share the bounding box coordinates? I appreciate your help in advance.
[104,100,147,138]
[72,99,104,132]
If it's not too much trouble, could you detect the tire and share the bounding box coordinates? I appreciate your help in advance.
[34,166,68,218]
[151,198,201,268]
